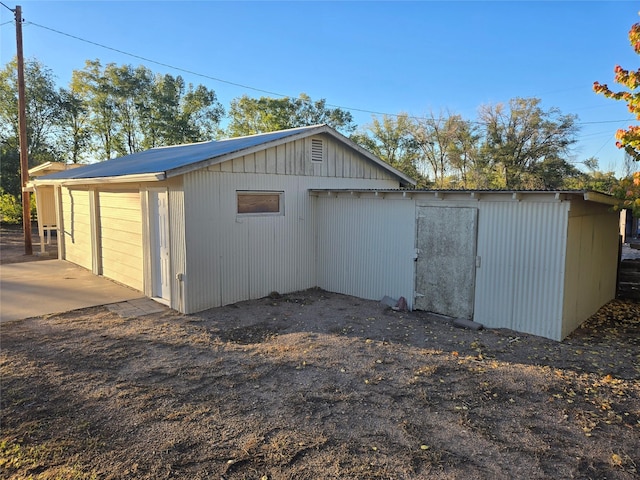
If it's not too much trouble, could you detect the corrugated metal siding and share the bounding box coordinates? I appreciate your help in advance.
[316,195,416,308]
[562,203,618,338]
[182,170,399,313]
[473,200,569,340]
[61,187,92,270]
[167,178,187,312]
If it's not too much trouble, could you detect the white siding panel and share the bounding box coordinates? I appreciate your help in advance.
[168,179,187,312]
[182,171,398,313]
[61,187,92,270]
[316,196,416,308]
[473,201,569,340]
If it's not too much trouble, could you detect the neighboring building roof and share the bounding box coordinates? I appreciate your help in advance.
[28,161,82,177]
[35,124,416,187]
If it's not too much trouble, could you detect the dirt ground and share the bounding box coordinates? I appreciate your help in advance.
[1,226,639,479]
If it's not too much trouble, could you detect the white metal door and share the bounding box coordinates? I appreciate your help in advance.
[415,206,478,319]
[150,189,171,302]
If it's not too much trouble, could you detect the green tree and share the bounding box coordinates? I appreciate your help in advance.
[58,86,91,163]
[411,112,471,188]
[0,57,64,196]
[527,156,582,190]
[351,114,423,184]
[72,60,122,160]
[226,93,355,137]
[141,73,224,147]
[448,120,481,188]
[479,97,578,189]
[73,61,225,158]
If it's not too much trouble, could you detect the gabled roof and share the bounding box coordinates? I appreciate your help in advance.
[35,125,415,187]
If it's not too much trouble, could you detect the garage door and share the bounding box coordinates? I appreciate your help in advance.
[97,190,143,291]
[61,187,92,270]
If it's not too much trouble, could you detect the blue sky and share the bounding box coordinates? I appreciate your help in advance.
[1,1,639,174]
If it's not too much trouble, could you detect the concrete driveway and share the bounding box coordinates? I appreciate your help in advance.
[1,260,143,323]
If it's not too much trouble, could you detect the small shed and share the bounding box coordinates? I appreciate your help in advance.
[32,125,413,311]
[312,189,619,341]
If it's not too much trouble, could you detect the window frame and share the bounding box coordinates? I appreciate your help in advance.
[236,190,285,217]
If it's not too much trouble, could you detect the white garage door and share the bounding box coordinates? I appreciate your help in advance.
[61,187,92,270]
[97,190,143,291]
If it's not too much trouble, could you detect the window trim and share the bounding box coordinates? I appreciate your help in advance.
[236,190,284,217]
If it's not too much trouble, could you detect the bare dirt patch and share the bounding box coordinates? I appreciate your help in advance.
[1,227,639,479]
[0,224,57,264]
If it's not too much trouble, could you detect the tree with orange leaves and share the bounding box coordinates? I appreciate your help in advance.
[594,20,640,213]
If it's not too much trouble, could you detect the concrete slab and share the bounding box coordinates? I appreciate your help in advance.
[107,298,167,318]
[0,260,143,323]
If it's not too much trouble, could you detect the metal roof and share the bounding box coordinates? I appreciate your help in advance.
[35,125,415,186]
[39,126,320,181]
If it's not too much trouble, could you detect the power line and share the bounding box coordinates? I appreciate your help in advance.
[27,21,290,98]
[20,19,640,130]
[0,2,14,13]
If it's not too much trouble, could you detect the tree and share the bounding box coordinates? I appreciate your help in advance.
[226,93,355,137]
[411,112,471,188]
[448,120,481,188]
[593,19,640,214]
[0,57,64,196]
[351,114,423,184]
[479,97,578,189]
[593,21,640,161]
[73,61,225,159]
[72,60,122,160]
[58,86,90,164]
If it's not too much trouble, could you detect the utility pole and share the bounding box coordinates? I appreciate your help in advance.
[15,5,32,255]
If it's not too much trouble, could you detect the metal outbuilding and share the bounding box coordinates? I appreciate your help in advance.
[32,125,620,341]
[313,189,619,341]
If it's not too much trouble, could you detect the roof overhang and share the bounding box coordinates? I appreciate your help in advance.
[32,172,166,187]
[310,188,620,206]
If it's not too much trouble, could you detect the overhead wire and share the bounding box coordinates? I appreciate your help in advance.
[24,20,636,129]
[0,2,14,13]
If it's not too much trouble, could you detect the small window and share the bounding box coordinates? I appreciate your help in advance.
[311,138,324,162]
[237,191,284,216]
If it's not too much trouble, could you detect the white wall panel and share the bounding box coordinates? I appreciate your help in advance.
[473,201,569,340]
[316,195,416,308]
[182,171,398,313]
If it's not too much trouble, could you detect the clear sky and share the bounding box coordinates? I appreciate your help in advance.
[1,1,638,174]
